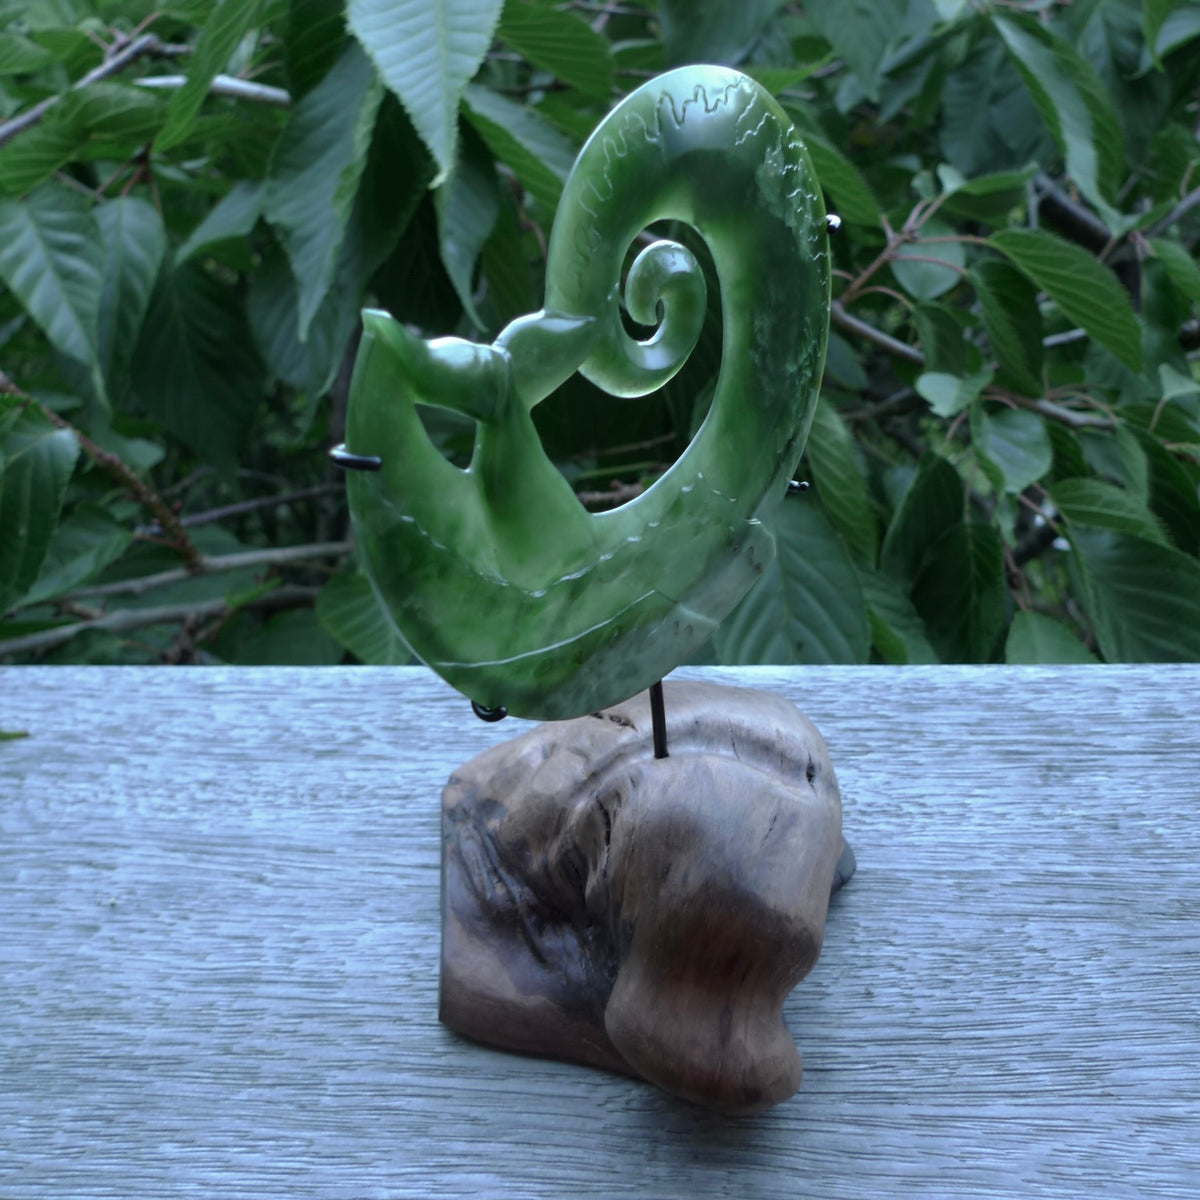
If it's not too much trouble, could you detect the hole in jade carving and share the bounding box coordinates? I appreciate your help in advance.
[414,403,475,469]
[531,221,722,515]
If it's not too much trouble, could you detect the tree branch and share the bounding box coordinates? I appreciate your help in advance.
[64,541,352,602]
[1147,185,1200,238]
[0,33,183,150]
[0,585,317,660]
[1033,172,1110,251]
[137,484,344,536]
[1028,397,1114,431]
[134,74,291,107]
[0,371,202,568]
[831,300,925,365]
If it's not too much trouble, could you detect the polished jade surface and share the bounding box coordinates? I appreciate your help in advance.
[344,66,830,719]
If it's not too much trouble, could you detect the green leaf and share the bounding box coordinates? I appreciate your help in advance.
[0,82,164,193]
[893,219,964,300]
[250,95,431,394]
[913,303,967,375]
[657,0,788,67]
[808,1,903,102]
[316,568,411,664]
[156,0,264,151]
[230,607,344,666]
[58,82,167,143]
[264,41,384,341]
[911,520,1007,662]
[435,123,500,330]
[942,166,1037,225]
[989,229,1142,372]
[0,32,54,74]
[1152,6,1200,58]
[799,135,881,228]
[823,332,869,391]
[992,12,1125,228]
[971,404,1052,494]
[347,0,506,184]
[499,2,614,100]
[715,500,870,665]
[1050,477,1169,546]
[973,258,1043,395]
[0,187,104,390]
[805,399,877,564]
[746,65,827,95]
[21,505,132,607]
[1004,611,1096,664]
[1070,527,1200,661]
[1148,237,1200,303]
[462,85,575,215]
[480,189,536,325]
[0,408,79,615]
[0,118,82,194]
[285,0,349,98]
[880,454,964,588]
[932,0,969,20]
[1136,429,1200,554]
[246,244,348,395]
[89,427,165,476]
[177,180,263,263]
[916,369,991,418]
[131,260,265,466]
[1115,423,1150,502]
[1158,363,1200,404]
[857,567,938,664]
[94,197,166,391]
[1144,0,1176,67]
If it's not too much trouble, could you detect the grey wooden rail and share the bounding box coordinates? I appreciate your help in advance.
[2,665,1198,1199]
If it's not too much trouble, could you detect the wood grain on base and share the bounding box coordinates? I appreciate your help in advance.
[2,665,1198,1198]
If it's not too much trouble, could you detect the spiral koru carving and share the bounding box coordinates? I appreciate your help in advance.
[342,66,831,719]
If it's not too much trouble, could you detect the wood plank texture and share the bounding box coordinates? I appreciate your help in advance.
[2,664,1198,1198]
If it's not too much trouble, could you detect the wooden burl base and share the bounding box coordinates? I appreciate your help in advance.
[439,680,852,1114]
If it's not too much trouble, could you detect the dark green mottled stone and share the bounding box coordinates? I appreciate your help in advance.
[344,66,830,719]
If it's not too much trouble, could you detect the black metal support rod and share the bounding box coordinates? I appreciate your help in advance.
[328,444,382,472]
[650,679,668,759]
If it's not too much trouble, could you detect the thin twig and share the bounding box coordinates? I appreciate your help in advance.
[134,74,291,107]
[577,481,644,509]
[1147,185,1200,238]
[1028,397,1114,430]
[0,33,181,150]
[137,484,344,536]
[842,388,918,422]
[570,432,676,462]
[831,301,925,365]
[1034,171,1111,250]
[1043,328,1089,349]
[0,585,317,659]
[0,371,202,568]
[64,541,352,602]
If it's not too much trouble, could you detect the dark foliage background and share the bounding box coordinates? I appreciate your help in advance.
[1,0,1199,668]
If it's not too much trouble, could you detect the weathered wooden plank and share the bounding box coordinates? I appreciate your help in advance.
[2,665,1198,1198]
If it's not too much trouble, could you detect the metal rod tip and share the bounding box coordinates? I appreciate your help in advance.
[649,679,668,759]
[329,444,383,471]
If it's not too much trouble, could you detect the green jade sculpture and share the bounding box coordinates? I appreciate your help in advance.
[341,65,831,720]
